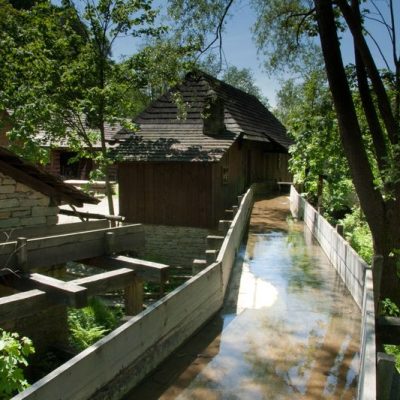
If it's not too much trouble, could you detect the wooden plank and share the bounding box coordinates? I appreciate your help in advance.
[0,289,51,323]
[3,273,87,308]
[0,220,109,242]
[83,255,169,283]
[0,224,144,272]
[377,316,400,345]
[59,209,124,222]
[72,269,136,296]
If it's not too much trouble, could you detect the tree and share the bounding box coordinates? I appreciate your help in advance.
[0,0,162,215]
[169,0,400,303]
[276,70,353,220]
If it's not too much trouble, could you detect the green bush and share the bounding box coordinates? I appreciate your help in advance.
[68,297,122,351]
[0,329,35,398]
[340,207,373,264]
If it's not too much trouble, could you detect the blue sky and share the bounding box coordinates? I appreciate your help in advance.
[112,0,398,108]
[68,0,398,107]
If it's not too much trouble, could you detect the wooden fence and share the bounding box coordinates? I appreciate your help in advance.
[12,186,255,400]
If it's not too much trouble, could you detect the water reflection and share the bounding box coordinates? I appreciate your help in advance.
[126,196,360,400]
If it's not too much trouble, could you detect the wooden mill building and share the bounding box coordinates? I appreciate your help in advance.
[114,70,292,228]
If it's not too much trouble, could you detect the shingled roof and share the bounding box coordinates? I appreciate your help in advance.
[113,70,291,162]
[0,147,99,206]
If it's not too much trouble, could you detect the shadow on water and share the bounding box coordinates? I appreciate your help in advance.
[125,195,361,400]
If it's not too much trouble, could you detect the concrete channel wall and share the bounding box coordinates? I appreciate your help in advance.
[13,186,255,400]
[290,186,376,400]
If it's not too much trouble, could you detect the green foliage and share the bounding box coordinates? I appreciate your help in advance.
[381,298,400,317]
[0,329,35,398]
[381,298,400,373]
[68,297,122,351]
[383,345,400,373]
[276,68,354,219]
[340,207,373,264]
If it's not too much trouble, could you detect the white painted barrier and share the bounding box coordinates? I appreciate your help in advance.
[290,185,376,400]
[13,187,255,400]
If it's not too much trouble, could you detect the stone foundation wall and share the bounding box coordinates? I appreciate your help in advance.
[138,225,214,268]
[0,172,59,230]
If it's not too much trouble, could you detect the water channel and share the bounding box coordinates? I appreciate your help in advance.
[125,195,361,399]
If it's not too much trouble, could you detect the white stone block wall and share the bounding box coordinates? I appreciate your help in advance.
[0,172,59,229]
[137,225,214,268]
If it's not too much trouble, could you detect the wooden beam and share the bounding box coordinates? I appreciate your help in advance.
[0,289,51,323]
[59,209,124,222]
[82,255,169,283]
[377,316,400,345]
[2,273,87,308]
[0,220,109,242]
[0,224,144,273]
[206,235,224,250]
[72,268,136,296]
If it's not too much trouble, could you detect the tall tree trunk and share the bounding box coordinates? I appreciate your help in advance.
[314,0,400,302]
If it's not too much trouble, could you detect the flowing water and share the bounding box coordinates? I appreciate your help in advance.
[126,196,361,400]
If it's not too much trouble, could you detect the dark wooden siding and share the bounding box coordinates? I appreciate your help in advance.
[118,162,214,228]
[243,140,293,183]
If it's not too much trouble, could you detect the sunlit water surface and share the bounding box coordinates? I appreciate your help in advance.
[126,197,361,400]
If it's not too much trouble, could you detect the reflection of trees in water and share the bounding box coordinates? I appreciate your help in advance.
[285,228,324,291]
[242,316,325,398]
[241,311,359,399]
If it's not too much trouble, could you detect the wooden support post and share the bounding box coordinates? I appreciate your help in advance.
[206,235,224,250]
[16,237,28,272]
[336,224,344,237]
[105,231,115,256]
[124,275,143,316]
[218,220,232,234]
[205,250,218,264]
[377,352,398,400]
[192,259,207,275]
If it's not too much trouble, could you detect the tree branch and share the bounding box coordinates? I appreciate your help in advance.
[336,0,398,144]
[196,0,234,71]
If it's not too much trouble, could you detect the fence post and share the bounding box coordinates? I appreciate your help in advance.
[105,231,115,256]
[377,352,398,400]
[336,224,344,237]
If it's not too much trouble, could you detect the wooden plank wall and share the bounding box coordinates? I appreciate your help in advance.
[119,162,213,228]
[213,142,246,222]
[243,141,292,183]
[14,186,255,400]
